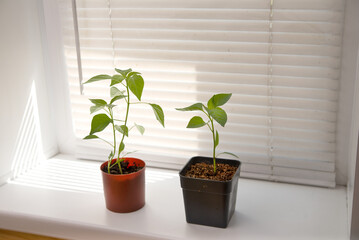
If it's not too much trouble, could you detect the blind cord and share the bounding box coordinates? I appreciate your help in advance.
[71,0,84,95]
[267,0,274,180]
[107,0,116,69]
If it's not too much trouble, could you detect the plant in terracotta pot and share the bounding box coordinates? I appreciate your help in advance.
[83,68,165,213]
[176,93,241,228]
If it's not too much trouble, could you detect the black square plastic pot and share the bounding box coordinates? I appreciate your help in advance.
[179,156,241,228]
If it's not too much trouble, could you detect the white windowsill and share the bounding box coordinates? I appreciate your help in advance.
[0,154,349,240]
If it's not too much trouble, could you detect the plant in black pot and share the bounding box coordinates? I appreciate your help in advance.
[176,93,241,228]
[83,68,165,213]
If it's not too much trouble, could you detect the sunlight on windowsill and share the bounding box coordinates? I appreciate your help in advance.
[10,155,178,193]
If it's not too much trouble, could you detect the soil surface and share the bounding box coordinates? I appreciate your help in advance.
[102,161,143,175]
[185,162,238,181]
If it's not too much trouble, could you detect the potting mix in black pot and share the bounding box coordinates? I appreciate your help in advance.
[177,93,241,228]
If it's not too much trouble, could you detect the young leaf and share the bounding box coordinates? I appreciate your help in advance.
[217,152,239,158]
[134,123,145,135]
[207,93,232,109]
[110,75,125,86]
[119,142,125,152]
[122,150,138,158]
[83,134,99,140]
[108,151,114,160]
[127,71,141,78]
[110,95,127,104]
[84,74,112,84]
[115,68,132,78]
[149,103,165,127]
[106,104,116,110]
[176,103,203,112]
[90,114,112,135]
[215,130,219,148]
[207,107,227,127]
[110,86,125,98]
[90,105,104,114]
[115,125,129,137]
[89,99,107,106]
[186,116,206,128]
[127,74,144,101]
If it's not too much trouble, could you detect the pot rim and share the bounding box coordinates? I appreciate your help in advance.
[100,157,146,176]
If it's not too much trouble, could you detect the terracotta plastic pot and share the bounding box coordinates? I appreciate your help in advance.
[100,157,145,213]
[179,156,241,228]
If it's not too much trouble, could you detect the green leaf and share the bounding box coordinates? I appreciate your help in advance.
[115,68,132,77]
[90,114,112,135]
[149,103,165,127]
[106,104,116,110]
[108,151,114,160]
[110,86,125,98]
[176,103,203,112]
[127,71,141,78]
[83,134,99,140]
[110,86,127,104]
[217,152,239,159]
[110,95,127,104]
[119,142,125,152]
[127,74,144,101]
[134,123,145,135]
[215,130,219,148]
[208,107,227,127]
[89,99,107,106]
[84,74,112,84]
[115,125,129,137]
[110,75,125,86]
[186,116,206,128]
[207,93,232,109]
[90,105,105,114]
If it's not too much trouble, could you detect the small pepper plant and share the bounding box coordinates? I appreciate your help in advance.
[83,68,165,174]
[176,93,238,173]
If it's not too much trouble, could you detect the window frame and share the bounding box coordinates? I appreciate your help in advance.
[43,0,353,187]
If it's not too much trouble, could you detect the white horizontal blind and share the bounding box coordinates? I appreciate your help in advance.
[58,0,345,187]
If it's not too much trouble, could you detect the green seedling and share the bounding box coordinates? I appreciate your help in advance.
[176,93,238,173]
[83,68,165,174]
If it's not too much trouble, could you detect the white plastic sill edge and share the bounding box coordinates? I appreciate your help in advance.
[0,154,349,240]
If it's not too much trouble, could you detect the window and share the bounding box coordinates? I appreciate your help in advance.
[58,0,345,187]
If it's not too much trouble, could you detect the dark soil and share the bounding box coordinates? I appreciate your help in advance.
[102,161,143,175]
[185,162,238,181]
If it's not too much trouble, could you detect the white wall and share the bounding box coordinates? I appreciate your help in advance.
[351,136,359,239]
[348,41,359,240]
[0,0,57,184]
[336,0,359,186]
[339,0,359,234]
[42,0,76,155]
